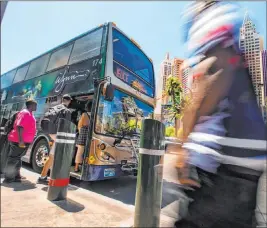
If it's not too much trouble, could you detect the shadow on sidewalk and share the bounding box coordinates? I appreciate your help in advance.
[41,185,79,192]
[40,186,84,212]
[70,176,181,208]
[1,180,36,191]
[51,198,85,213]
[71,176,137,205]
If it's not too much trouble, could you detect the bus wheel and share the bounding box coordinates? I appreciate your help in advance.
[32,139,49,173]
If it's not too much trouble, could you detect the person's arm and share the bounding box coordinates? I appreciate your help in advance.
[17,126,25,147]
[78,113,85,132]
[182,46,239,142]
[176,46,240,187]
[85,112,90,126]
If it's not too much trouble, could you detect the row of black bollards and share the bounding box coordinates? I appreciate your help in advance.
[48,118,166,226]
[47,118,166,227]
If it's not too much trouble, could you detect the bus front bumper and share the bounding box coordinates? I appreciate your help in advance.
[83,164,123,181]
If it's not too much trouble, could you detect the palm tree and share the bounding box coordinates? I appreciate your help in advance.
[165,75,189,136]
[166,76,183,108]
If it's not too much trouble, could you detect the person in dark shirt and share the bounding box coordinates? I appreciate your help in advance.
[37,94,72,184]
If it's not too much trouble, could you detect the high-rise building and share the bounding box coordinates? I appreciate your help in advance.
[261,50,267,99]
[239,11,265,107]
[184,68,191,94]
[179,59,193,97]
[172,58,184,78]
[260,50,267,123]
[260,37,264,51]
[154,70,163,117]
[160,53,172,93]
[155,54,185,124]
[159,53,172,105]
[155,53,172,114]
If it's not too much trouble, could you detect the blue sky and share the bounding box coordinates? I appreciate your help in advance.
[1,1,266,77]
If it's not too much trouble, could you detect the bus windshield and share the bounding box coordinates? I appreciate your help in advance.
[95,89,153,137]
[112,28,155,97]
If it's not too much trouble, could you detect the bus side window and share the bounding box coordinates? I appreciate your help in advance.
[0,105,6,118]
[17,102,24,111]
[12,103,18,111]
[4,104,12,120]
[0,105,7,123]
[11,103,19,116]
[34,98,48,125]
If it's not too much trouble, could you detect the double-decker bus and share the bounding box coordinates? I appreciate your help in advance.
[0,22,155,181]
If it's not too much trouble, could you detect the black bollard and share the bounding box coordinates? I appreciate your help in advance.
[0,120,9,174]
[134,119,165,227]
[0,118,8,141]
[0,126,5,138]
[0,137,9,174]
[47,118,76,201]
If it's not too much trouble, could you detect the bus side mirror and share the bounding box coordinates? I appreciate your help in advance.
[103,82,115,101]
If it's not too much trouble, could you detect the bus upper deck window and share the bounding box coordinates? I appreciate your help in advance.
[1,69,16,89]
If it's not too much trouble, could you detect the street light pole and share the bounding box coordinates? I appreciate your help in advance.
[1,1,8,24]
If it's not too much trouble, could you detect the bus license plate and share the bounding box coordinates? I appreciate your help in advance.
[104,168,115,177]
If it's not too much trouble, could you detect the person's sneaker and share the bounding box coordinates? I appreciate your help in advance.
[37,176,48,184]
[74,168,80,173]
[15,175,26,181]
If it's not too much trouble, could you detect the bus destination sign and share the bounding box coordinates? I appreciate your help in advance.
[113,62,154,97]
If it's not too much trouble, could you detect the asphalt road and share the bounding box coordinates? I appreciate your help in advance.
[23,153,181,209]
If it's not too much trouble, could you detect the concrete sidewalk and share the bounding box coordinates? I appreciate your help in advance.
[1,168,135,227]
[1,168,177,227]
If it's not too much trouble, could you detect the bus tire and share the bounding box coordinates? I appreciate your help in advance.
[32,139,49,174]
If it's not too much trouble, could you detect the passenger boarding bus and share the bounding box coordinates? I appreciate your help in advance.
[0,22,155,181]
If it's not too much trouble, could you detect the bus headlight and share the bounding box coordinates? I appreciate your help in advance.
[99,143,106,151]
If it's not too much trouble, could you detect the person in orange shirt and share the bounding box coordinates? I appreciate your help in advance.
[74,101,92,172]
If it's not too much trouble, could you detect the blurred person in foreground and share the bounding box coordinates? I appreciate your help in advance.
[175,1,267,228]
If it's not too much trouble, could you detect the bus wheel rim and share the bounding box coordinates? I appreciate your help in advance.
[35,145,48,167]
